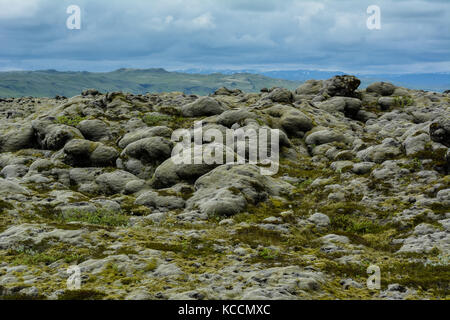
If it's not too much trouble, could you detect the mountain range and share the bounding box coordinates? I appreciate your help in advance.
[0,68,301,98]
[0,68,448,98]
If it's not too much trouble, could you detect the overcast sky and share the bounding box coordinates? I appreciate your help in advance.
[0,0,449,74]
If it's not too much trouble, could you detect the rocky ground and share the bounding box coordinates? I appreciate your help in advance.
[0,76,448,300]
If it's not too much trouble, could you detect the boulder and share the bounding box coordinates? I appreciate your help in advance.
[264,104,313,137]
[317,97,361,117]
[118,126,172,149]
[181,97,227,117]
[135,190,185,211]
[0,164,28,178]
[121,137,173,164]
[305,130,345,146]
[280,110,314,136]
[356,139,403,163]
[430,118,450,147]
[352,162,376,175]
[32,120,83,150]
[295,80,323,95]
[366,82,396,96]
[267,88,294,103]
[186,164,293,216]
[0,125,35,152]
[377,97,396,110]
[0,178,30,195]
[77,119,111,141]
[216,109,257,128]
[151,147,220,189]
[403,133,430,156]
[95,170,141,195]
[63,139,119,167]
[321,75,361,97]
[151,142,239,189]
[308,213,331,227]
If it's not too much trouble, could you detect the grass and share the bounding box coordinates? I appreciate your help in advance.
[258,248,278,260]
[141,112,193,130]
[144,239,216,258]
[142,114,172,126]
[5,241,106,266]
[55,115,87,127]
[393,96,414,108]
[9,248,83,265]
[59,209,129,227]
[330,215,383,235]
[232,226,284,247]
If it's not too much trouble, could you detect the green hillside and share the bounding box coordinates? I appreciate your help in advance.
[0,68,302,98]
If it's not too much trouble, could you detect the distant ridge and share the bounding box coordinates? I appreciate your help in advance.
[180,68,450,92]
[1,68,448,98]
[0,68,302,98]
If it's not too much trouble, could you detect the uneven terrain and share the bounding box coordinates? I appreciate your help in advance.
[0,76,449,300]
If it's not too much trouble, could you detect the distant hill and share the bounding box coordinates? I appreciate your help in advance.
[2,68,447,98]
[182,68,450,92]
[0,68,302,98]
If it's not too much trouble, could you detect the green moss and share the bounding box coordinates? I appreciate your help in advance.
[228,186,241,195]
[322,261,368,280]
[0,200,13,212]
[258,247,278,260]
[144,238,216,258]
[55,115,87,127]
[232,226,283,247]
[11,250,82,265]
[115,247,138,256]
[347,229,401,253]
[393,96,414,108]
[144,258,158,272]
[321,201,366,216]
[120,277,138,285]
[119,196,152,216]
[330,215,384,235]
[59,209,129,227]
[276,158,333,181]
[157,105,182,116]
[157,188,194,201]
[5,241,102,266]
[296,178,314,189]
[142,114,172,126]
[233,201,285,224]
[383,261,450,296]
[425,203,449,216]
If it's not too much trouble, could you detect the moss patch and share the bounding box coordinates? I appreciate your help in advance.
[59,209,129,227]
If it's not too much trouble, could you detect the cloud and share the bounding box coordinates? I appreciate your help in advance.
[191,12,215,29]
[0,0,40,19]
[0,0,448,73]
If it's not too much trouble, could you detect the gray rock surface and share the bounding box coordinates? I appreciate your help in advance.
[0,77,448,300]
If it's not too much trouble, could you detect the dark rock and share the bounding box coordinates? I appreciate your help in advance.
[430,118,450,147]
[366,82,396,96]
[321,75,361,97]
[267,88,294,103]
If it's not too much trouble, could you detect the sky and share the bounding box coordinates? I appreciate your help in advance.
[0,0,449,74]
